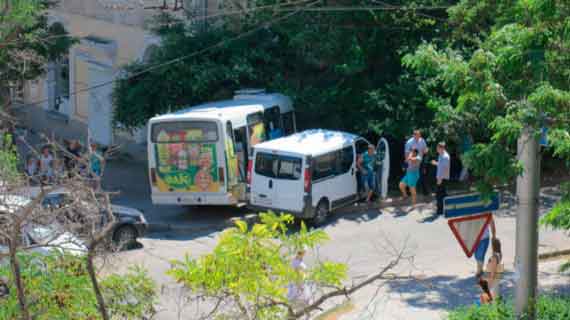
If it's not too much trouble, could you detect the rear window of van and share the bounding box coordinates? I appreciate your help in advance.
[255,152,302,180]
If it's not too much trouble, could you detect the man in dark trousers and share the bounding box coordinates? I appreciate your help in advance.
[431,142,450,215]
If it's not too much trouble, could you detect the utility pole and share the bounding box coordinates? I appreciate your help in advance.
[514,126,541,320]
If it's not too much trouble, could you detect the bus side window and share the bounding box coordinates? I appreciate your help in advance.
[282,112,295,135]
[234,127,247,182]
[265,106,283,139]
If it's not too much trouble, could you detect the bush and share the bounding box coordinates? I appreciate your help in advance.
[448,296,570,320]
[0,252,156,319]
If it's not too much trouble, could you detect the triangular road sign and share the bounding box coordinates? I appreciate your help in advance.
[448,213,492,258]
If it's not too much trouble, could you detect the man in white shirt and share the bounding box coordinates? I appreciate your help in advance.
[431,142,450,215]
[405,130,429,195]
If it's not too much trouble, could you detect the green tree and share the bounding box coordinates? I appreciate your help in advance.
[113,0,452,138]
[168,212,410,319]
[0,252,156,320]
[0,0,74,110]
[403,0,570,192]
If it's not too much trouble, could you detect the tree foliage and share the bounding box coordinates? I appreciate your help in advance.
[0,252,156,319]
[113,0,452,137]
[168,212,347,319]
[403,0,570,188]
[448,295,570,320]
[0,0,74,107]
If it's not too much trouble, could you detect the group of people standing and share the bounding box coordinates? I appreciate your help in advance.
[398,129,450,215]
[24,139,104,188]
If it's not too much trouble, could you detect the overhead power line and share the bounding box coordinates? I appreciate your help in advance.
[0,0,312,47]
[13,0,321,111]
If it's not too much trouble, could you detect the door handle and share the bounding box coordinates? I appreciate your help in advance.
[259,194,267,198]
[269,180,273,189]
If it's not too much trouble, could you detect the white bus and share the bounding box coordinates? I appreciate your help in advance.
[147,90,295,206]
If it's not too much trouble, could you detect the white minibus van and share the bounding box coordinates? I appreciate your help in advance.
[249,130,390,225]
[147,90,295,206]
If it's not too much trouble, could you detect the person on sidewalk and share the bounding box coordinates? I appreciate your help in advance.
[485,237,503,299]
[357,144,377,203]
[287,248,310,307]
[65,139,82,173]
[39,146,54,184]
[474,215,497,277]
[459,134,473,182]
[399,148,422,206]
[477,277,494,305]
[405,130,429,196]
[88,143,104,191]
[431,142,450,215]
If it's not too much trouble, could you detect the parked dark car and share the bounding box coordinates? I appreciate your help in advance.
[42,191,147,248]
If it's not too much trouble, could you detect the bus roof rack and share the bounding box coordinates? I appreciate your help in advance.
[234,88,266,98]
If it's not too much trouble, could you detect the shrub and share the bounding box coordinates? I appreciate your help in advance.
[448,296,570,320]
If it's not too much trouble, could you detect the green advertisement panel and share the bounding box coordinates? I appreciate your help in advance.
[155,138,220,193]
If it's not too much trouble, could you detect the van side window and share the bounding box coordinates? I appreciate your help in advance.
[313,152,336,180]
[338,146,354,174]
[282,112,295,135]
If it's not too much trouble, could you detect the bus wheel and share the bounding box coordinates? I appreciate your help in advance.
[310,200,329,227]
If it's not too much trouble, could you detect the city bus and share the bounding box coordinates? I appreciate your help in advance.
[147,90,295,206]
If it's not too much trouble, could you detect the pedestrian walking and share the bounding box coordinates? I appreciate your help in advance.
[485,237,503,298]
[287,248,310,307]
[357,144,377,203]
[399,148,422,206]
[431,142,450,215]
[477,277,494,305]
[405,130,429,195]
[474,215,497,277]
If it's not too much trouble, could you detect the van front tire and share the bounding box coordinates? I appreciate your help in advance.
[310,200,329,227]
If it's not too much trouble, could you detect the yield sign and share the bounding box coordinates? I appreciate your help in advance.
[448,213,492,258]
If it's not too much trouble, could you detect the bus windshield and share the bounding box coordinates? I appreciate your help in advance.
[151,121,218,143]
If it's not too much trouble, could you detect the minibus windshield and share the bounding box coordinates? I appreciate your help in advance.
[255,152,302,180]
[151,121,218,143]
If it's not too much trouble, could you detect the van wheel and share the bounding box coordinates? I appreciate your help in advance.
[310,200,329,227]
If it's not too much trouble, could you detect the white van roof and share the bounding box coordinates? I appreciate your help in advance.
[148,93,292,127]
[255,129,359,157]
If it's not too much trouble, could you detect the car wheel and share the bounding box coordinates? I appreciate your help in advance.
[310,200,329,227]
[113,225,137,249]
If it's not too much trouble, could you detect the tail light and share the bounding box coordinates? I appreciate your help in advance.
[304,168,311,193]
[219,167,225,184]
[150,168,157,186]
[247,160,253,185]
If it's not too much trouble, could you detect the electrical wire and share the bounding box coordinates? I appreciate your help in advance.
[0,0,312,46]
[11,0,321,111]
[0,1,451,46]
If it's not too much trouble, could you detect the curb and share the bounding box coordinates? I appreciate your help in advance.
[539,249,570,261]
[147,213,260,234]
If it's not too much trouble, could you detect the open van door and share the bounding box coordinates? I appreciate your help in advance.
[376,137,390,199]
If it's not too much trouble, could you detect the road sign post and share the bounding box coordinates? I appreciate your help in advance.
[444,193,500,258]
[444,192,500,219]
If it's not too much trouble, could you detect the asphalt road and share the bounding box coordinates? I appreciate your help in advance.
[100,159,570,320]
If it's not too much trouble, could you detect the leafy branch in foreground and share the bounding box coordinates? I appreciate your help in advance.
[167,211,413,320]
